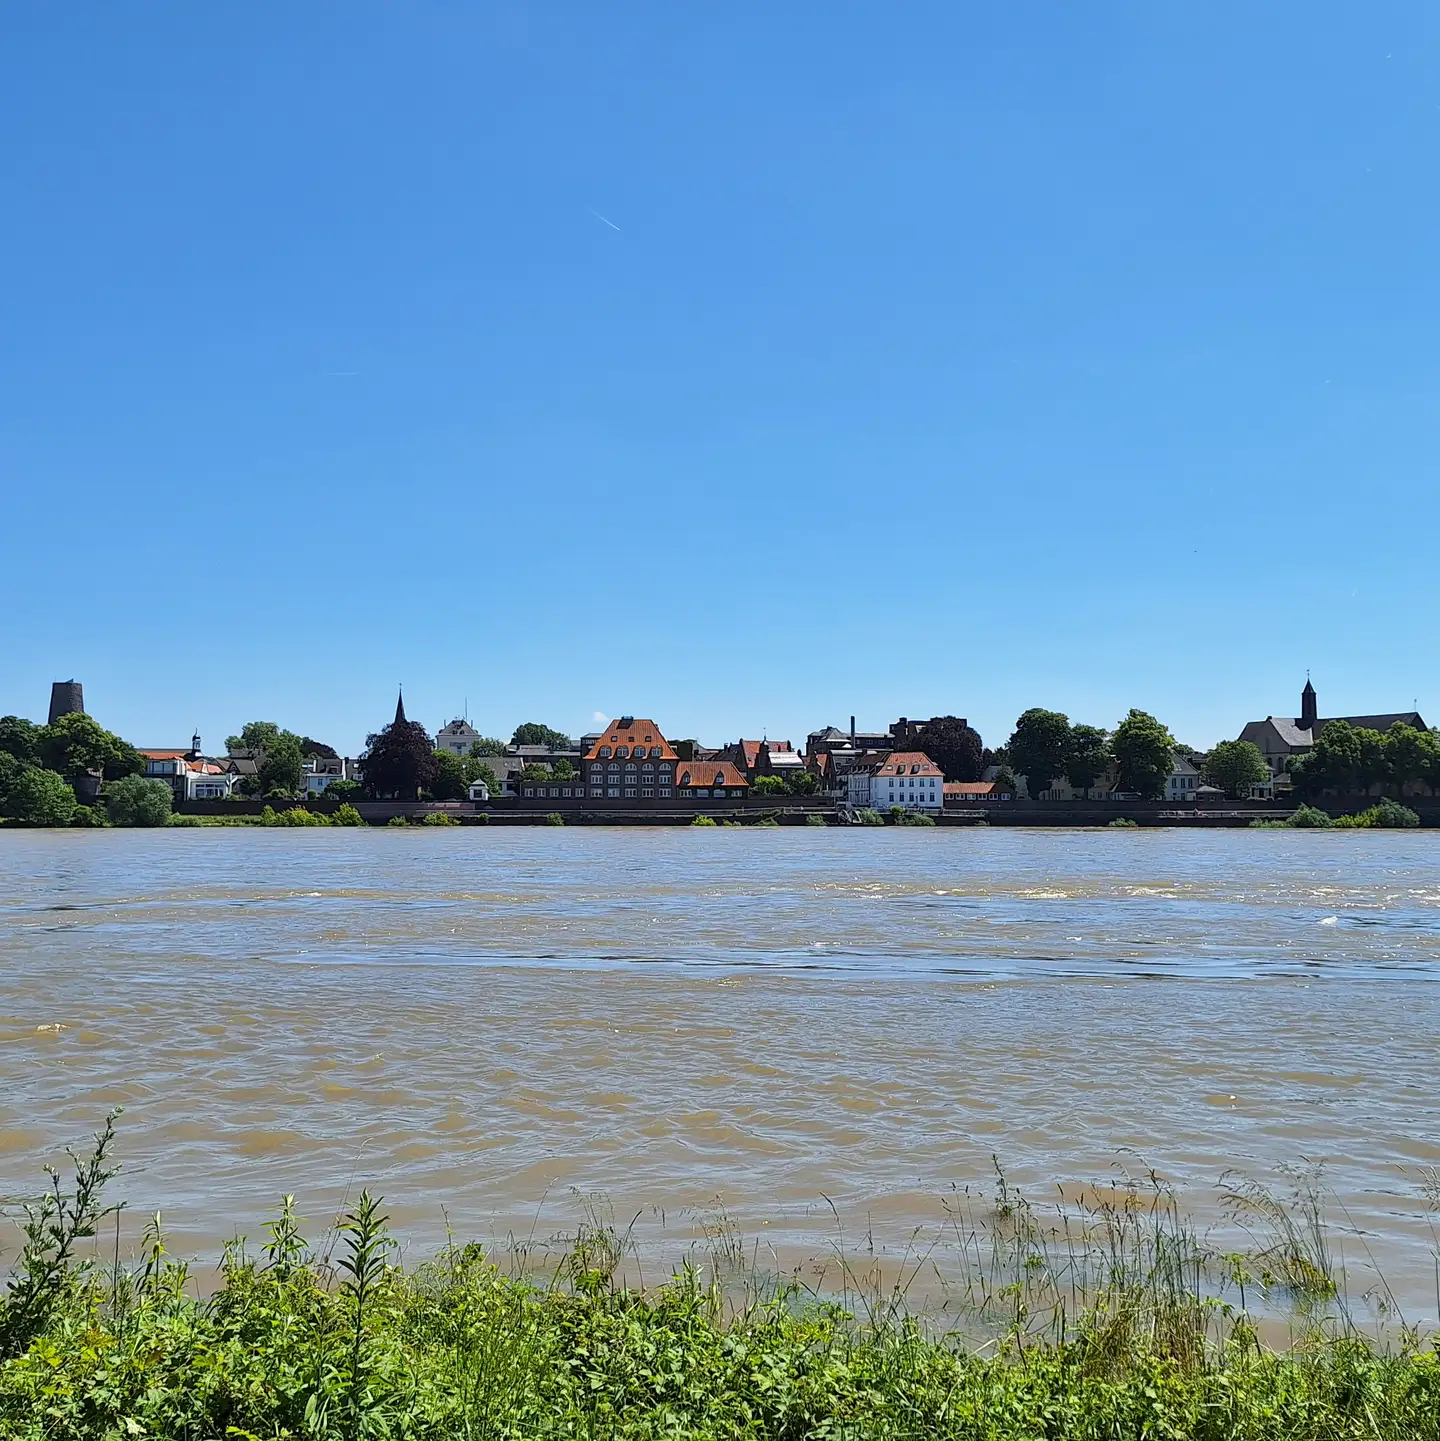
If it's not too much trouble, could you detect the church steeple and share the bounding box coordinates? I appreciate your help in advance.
[1300,676,1317,731]
[394,687,407,727]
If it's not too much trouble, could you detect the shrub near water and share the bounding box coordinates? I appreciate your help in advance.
[5,1126,1440,1439]
[261,805,332,827]
[106,776,172,827]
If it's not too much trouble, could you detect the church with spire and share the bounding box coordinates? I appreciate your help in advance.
[1237,678,1427,780]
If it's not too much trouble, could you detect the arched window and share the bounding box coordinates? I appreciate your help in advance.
[616,745,629,758]
[599,746,611,758]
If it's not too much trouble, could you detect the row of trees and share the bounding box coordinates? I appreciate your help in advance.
[0,712,152,825]
[1005,708,1179,800]
[1290,720,1440,800]
[999,710,1440,802]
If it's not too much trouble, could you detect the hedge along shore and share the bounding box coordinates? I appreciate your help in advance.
[4,1116,1440,1438]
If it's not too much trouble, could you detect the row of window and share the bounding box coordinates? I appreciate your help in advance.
[590,763,672,776]
[595,744,664,759]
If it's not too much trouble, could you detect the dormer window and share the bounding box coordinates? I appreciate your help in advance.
[600,746,612,758]
[616,745,629,757]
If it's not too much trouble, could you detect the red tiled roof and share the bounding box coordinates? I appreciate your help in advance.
[676,760,749,789]
[945,781,1001,796]
[582,720,678,762]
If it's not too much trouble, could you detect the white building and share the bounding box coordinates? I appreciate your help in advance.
[1165,753,1202,802]
[436,719,482,756]
[140,745,242,801]
[846,751,944,812]
[302,755,356,796]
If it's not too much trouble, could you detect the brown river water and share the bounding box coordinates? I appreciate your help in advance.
[3,827,1440,1316]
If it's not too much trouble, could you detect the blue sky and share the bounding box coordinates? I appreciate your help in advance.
[3,3,1436,755]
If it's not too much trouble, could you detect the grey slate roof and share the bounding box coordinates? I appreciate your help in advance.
[1322,712,1425,734]
[1240,711,1427,751]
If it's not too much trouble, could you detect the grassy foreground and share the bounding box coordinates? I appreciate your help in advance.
[3,1120,1440,1438]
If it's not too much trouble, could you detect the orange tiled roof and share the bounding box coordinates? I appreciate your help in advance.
[139,749,188,759]
[945,781,999,795]
[675,760,749,789]
[735,739,762,770]
[582,719,678,762]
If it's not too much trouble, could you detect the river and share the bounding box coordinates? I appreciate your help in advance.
[3,827,1439,1316]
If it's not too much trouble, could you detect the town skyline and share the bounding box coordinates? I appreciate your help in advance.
[1,668,1430,768]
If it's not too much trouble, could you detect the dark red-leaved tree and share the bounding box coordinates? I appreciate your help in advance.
[361,693,439,799]
[917,716,985,782]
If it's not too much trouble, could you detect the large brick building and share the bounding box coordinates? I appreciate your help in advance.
[516,717,751,807]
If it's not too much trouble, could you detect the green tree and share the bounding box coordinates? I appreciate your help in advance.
[1064,725,1111,797]
[257,732,304,797]
[1292,720,1360,799]
[362,716,439,799]
[8,768,77,826]
[226,720,281,754]
[0,716,42,766]
[751,775,788,797]
[430,751,470,801]
[916,717,985,782]
[1383,723,1434,797]
[1111,709,1175,800]
[106,776,173,827]
[299,737,339,759]
[511,723,572,751]
[0,752,28,814]
[1201,739,1269,799]
[518,763,554,782]
[551,758,577,781]
[1354,727,1388,793]
[38,713,142,782]
[786,769,819,796]
[468,737,508,757]
[1008,709,1073,799]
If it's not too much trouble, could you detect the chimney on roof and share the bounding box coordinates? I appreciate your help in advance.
[1300,677,1317,731]
[850,715,855,743]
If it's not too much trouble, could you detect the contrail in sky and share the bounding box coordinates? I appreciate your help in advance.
[588,209,621,231]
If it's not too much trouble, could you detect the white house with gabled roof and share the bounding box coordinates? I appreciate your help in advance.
[846,751,944,812]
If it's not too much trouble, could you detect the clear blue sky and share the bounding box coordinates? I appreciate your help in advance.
[3,3,1436,755]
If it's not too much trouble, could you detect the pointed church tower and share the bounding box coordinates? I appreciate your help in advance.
[1300,677,1317,732]
[394,687,407,727]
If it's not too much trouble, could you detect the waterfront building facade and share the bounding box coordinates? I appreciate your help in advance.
[846,751,944,812]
